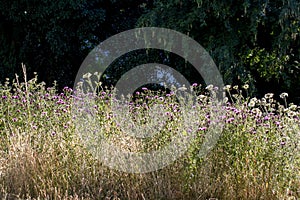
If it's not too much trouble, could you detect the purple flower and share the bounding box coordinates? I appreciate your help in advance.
[264,116,270,121]
[226,117,235,123]
[192,83,198,87]
[2,95,7,99]
[198,127,207,131]
[142,87,148,91]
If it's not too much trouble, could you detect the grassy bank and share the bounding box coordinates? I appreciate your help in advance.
[0,73,299,199]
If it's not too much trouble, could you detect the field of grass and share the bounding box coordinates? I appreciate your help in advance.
[0,72,299,199]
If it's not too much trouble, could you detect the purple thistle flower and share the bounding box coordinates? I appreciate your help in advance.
[198,127,207,131]
[226,117,235,123]
[264,116,270,120]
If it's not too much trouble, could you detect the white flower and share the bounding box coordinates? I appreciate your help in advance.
[242,84,249,90]
[250,97,257,103]
[233,85,238,90]
[178,86,187,91]
[289,104,297,110]
[279,92,288,99]
[198,95,207,100]
[248,101,255,107]
[252,108,262,116]
[264,93,274,99]
[205,84,214,90]
[223,85,231,91]
[288,111,296,117]
[83,72,92,79]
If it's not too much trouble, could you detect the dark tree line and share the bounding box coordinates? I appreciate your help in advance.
[0,0,299,102]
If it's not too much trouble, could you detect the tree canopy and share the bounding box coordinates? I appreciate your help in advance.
[0,0,299,102]
[137,0,299,100]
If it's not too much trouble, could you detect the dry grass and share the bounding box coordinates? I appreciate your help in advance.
[0,73,299,199]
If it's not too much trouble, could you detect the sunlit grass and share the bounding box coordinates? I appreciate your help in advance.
[0,72,299,199]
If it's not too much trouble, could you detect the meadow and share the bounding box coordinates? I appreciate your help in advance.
[0,71,299,199]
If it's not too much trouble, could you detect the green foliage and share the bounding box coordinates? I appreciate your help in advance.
[137,0,300,101]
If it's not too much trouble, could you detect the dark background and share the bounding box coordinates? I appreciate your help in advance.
[0,0,299,103]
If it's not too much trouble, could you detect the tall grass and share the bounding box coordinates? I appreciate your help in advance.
[0,72,299,199]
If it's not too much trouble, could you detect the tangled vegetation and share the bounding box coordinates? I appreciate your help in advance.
[0,71,299,199]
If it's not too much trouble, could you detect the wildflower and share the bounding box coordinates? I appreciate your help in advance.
[205,84,214,90]
[264,93,274,99]
[279,92,288,99]
[2,95,7,99]
[83,72,92,79]
[226,117,235,123]
[250,97,257,102]
[142,87,148,91]
[223,85,231,91]
[288,111,296,117]
[264,116,270,121]
[192,83,198,87]
[12,118,17,122]
[242,84,249,90]
[233,85,238,90]
[289,104,297,110]
[252,108,262,116]
[248,101,255,107]
[178,86,187,91]
[198,95,206,100]
[198,127,207,131]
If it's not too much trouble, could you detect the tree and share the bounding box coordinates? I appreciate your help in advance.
[137,0,300,102]
[0,0,151,87]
